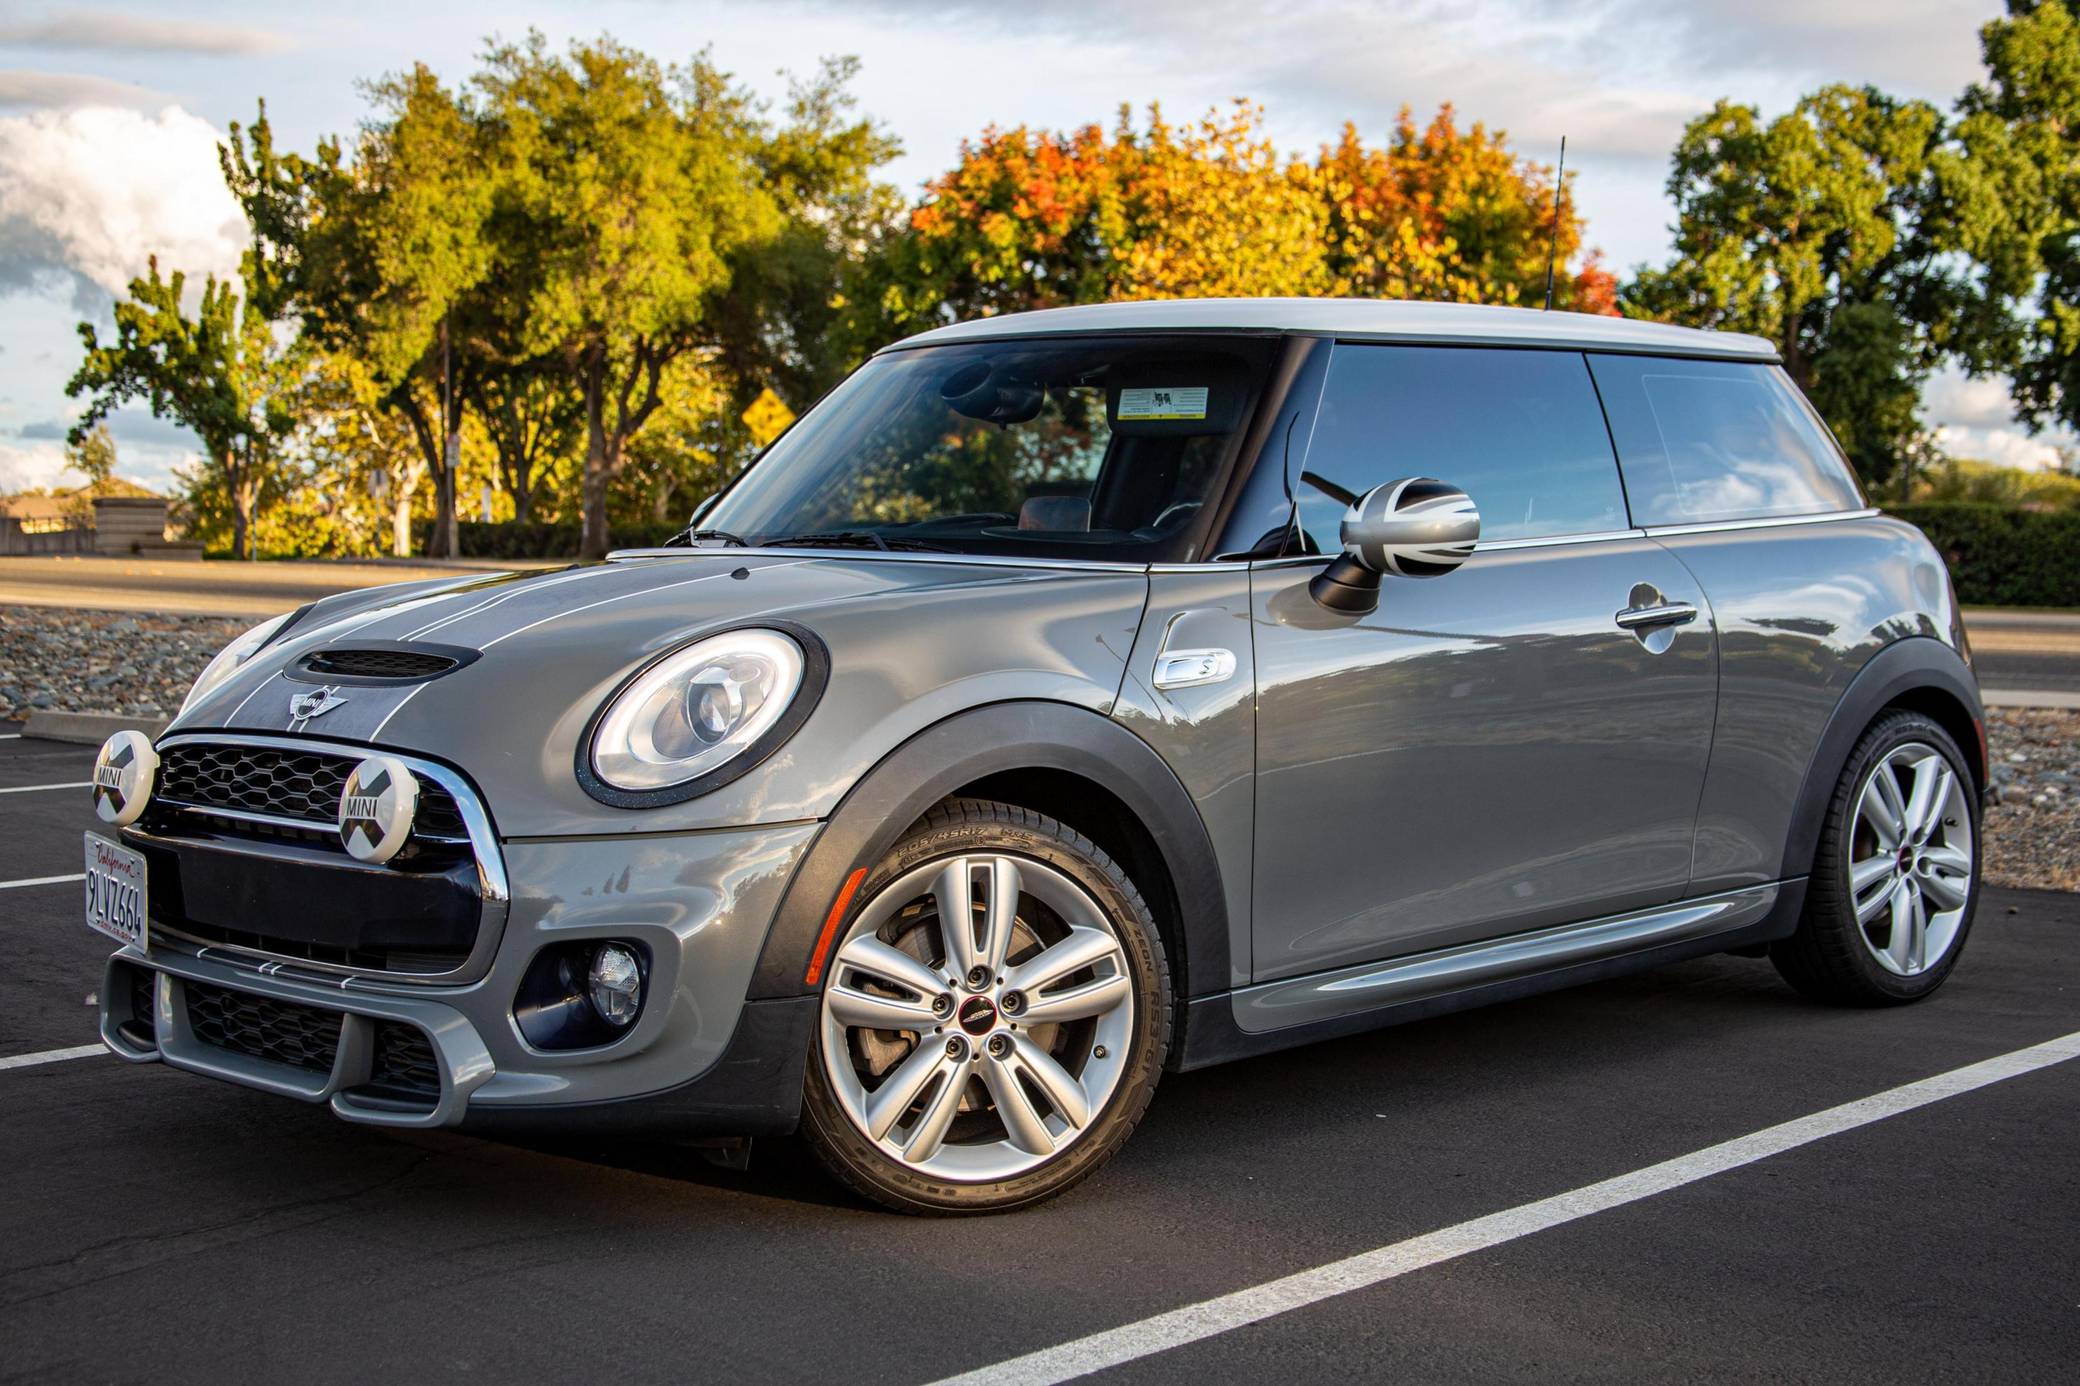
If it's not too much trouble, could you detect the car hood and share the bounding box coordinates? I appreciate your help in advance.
[167,553,1150,836]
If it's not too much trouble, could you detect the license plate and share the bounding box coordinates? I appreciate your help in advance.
[83,833,148,950]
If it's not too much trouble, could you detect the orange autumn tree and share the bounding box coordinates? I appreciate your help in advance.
[853,99,1614,345]
[1317,107,1617,312]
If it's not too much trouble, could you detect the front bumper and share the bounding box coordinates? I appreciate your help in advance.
[100,823,821,1132]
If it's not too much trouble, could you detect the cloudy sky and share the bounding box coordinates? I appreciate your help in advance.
[0,0,2067,494]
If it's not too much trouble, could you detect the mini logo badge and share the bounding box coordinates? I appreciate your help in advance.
[289,685,348,724]
[337,754,420,864]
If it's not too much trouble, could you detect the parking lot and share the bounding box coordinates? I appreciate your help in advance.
[3,729,2076,1382]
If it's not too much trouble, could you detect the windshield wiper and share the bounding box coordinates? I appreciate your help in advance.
[665,527,752,548]
[761,530,954,553]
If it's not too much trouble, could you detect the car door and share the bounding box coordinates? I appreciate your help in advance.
[1248,343,1718,982]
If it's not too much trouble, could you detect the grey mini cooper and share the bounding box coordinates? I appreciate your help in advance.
[85,299,1984,1213]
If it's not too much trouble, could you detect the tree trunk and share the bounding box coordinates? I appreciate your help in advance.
[580,432,613,560]
[225,453,251,561]
[392,490,413,558]
[438,428,461,557]
[579,349,613,561]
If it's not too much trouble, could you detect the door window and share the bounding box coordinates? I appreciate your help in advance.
[1293,345,1627,551]
[1587,355,1865,526]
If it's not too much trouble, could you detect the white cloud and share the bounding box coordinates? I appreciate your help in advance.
[1924,364,2077,472]
[0,437,66,492]
[0,9,291,57]
[1612,0,1999,100]
[0,104,247,307]
[0,69,171,109]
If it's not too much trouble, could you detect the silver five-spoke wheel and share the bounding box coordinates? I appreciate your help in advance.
[1847,741,1974,977]
[818,852,1136,1182]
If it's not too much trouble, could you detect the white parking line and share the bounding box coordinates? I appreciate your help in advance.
[0,1044,106,1071]
[0,781,90,794]
[0,733,20,739]
[0,873,85,891]
[929,1028,2080,1386]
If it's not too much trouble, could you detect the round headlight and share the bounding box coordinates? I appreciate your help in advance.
[588,629,809,793]
[179,610,295,715]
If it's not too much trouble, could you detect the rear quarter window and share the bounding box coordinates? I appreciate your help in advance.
[1588,355,1865,526]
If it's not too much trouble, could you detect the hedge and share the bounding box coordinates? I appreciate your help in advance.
[412,505,2074,608]
[1888,504,2080,608]
[411,519,681,558]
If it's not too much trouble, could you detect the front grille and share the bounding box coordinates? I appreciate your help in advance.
[302,648,459,680]
[161,743,347,820]
[186,979,340,1074]
[157,743,470,844]
[361,1022,440,1104]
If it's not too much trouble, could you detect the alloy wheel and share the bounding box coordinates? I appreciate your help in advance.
[817,852,1136,1182]
[1846,742,1975,978]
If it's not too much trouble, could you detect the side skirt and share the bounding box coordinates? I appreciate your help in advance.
[1175,880,1805,1071]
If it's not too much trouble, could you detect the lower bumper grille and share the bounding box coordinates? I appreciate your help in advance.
[117,964,156,1048]
[186,979,341,1074]
[358,1022,440,1105]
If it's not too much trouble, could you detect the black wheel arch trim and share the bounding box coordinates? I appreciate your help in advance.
[747,699,1231,1001]
[1779,635,1984,884]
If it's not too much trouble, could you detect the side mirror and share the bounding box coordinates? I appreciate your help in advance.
[1309,477,1480,614]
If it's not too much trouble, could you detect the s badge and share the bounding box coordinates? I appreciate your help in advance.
[338,754,420,864]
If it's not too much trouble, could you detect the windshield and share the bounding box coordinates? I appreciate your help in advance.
[701,334,1277,562]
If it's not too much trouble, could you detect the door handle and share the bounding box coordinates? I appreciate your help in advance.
[1614,601,1698,631]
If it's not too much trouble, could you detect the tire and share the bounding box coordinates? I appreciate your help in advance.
[1771,711,1981,1006]
[800,798,1171,1214]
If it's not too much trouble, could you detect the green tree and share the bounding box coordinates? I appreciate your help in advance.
[1624,86,1968,490]
[475,36,781,558]
[1959,1,2080,438]
[64,422,117,487]
[247,74,495,556]
[714,56,903,409]
[66,252,305,559]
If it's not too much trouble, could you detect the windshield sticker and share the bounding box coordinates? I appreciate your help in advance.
[1118,387,1209,421]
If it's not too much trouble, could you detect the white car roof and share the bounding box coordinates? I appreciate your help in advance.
[884,297,1778,362]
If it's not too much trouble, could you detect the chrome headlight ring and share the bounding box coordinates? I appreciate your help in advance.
[576,621,830,808]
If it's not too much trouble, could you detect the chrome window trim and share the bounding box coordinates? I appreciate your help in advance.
[1476,527,1647,552]
[1640,507,1880,538]
[143,732,510,988]
[1246,527,1649,571]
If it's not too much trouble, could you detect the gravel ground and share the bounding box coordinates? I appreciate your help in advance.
[1985,707,2080,892]
[3,602,2075,889]
[0,605,243,721]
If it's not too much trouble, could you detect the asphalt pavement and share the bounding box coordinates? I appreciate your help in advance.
[1,732,2076,1383]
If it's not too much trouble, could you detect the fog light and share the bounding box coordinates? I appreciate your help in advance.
[587,944,643,1028]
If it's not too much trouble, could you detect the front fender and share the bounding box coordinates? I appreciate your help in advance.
[746,700,1231,1001]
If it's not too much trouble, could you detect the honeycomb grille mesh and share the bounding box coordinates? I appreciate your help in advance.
[185,980,340,1074]
[365,1022,440,1103]
[301,648,458,680]
[157,743,469,841]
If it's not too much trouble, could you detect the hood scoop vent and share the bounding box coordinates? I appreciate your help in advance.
[297,642,477,684]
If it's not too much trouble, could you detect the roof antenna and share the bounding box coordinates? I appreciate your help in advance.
[1542,135,1567,311]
